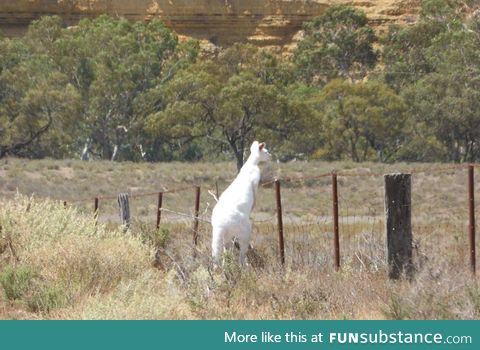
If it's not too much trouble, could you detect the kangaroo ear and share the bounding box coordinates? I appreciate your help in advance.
[259,142,265,150]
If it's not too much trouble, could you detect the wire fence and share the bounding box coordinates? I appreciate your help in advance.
[45,163,479,275]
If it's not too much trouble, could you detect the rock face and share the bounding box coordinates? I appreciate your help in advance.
[0,0,420,49]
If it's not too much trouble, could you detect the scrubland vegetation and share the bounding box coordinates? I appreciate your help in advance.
[1,195,478,320]
[0,158,478,319]
[1,0,479,320]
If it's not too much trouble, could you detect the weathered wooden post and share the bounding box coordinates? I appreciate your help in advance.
[117,193,131,230]
[384,173,413,279]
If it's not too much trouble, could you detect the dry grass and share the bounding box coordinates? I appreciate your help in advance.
[0,158,479,319]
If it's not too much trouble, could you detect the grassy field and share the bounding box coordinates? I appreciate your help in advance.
[0,157,479,319]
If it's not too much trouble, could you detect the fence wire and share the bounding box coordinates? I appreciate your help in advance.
[20,163,477,274]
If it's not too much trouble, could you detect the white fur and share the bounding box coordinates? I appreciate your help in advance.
[211,141,271,265]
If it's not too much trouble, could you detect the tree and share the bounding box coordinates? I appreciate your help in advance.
[312,79,408,162]
[0,19,81,159]
[65,17,179,159]
[382,0,464,91]
[403,72,480,162]
[0,15,197,160]
[0,66,81,158]
[146,65,278,170]
[51,15,195,160]
[294,5,377,87]
[145,44,308,170]
[395,1,480,162]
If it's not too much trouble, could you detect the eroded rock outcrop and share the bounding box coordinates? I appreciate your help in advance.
[0,0,420,50]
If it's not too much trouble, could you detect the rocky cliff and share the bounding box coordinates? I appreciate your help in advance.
[0,0,420,49]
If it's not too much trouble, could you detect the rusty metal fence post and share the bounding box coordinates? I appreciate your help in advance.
[468,165,476,275]
[156,192,163,230]
[274,179,285,266]
[193,186,201,245]
[94,197,99,224]
[332,172,340,271]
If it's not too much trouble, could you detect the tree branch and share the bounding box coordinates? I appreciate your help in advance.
[0,114,53,158]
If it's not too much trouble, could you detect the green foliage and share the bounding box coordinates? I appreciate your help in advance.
[382,0,463,91]
[402,72,480,162]
[294,5,377,86]
[0,265,36,300]
[0,15,195,160]
[394,134,447,162]
[27,282,68,313]
[222,250,243,284]
[146,44,309,169]
[381,0,480,162]
[0,19,82,158]
[312,79,408,162]
[142,227,172,249]
[0,264,67,313]
[1,1,480,163]
[55,16,187,160]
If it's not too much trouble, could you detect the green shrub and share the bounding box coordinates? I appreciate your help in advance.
[137,224,170,249]
[27,283,68,313]
[0,265,36,300]
[155,228,170,248]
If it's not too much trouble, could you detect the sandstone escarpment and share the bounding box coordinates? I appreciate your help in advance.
[0,0,420,49]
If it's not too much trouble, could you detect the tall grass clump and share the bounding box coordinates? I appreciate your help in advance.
[383,257,480,320]
[0,195,153,317]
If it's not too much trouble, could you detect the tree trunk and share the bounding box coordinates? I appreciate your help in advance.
[235,151,244,172]
[0,115,53,159]
[350,136,359,162]
[111,145,118,161]
[227,135,245,172]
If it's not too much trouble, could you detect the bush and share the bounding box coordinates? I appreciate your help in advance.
[0,196,153,316]
[27,282,68,313]
[0,265,36,300]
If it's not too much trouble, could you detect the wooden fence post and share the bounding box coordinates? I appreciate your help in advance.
[332,172,340,271]
[117,193,131,230]
[274,179,285,266]
[468,165,476,275]
[384,173,413,279]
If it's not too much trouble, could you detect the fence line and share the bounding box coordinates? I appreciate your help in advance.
[63,163,473,204]
[159,207,211,223]
[53,163,477,275]
[68,185,198,204]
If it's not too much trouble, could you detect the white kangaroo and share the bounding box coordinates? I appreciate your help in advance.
[211,141,271,266]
